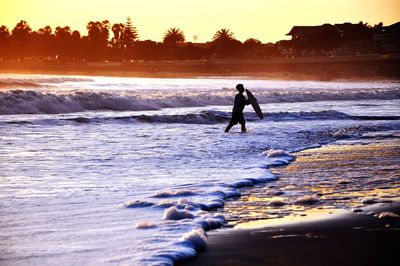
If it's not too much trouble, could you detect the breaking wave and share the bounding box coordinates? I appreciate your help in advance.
[1,87,399,115]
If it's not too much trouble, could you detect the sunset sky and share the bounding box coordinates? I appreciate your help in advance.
[1,0,399,43]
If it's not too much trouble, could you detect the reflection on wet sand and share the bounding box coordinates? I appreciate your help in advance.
[236,207,343,229]
[224,140,400,228]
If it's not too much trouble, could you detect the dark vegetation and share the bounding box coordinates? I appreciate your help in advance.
[0,17,398,62]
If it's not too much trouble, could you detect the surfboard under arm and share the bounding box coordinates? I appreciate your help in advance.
[245,89,263,119]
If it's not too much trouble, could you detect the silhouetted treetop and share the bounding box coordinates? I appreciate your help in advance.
[124,17,139,47]
[0,25,10,41]
[244,38,262,45]
[111,23,125,49]
[55,26,71,38]
[12,20,32,43]
[37,26,52,35]
[212,28,235,43]
[87,20,110,45]
[110,17,139,51]
[163,27,185,44]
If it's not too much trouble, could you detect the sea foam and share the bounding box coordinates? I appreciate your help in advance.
[262,149,288,157]
[179,228,207,250]
[163,206,194,220]
[153,190,198,198]
[135,221,158,229]
[122,200,155,208]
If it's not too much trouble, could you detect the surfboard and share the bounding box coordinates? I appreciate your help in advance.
[245,89,263,119]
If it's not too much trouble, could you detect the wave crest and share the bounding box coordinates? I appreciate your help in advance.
[1,87,399,115]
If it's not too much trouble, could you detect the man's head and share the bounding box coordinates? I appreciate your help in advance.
[236,84,244,93]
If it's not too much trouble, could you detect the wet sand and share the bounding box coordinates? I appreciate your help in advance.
[182,203,400,266]
[182,139,400,266]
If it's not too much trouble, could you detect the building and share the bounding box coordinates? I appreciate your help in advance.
[286,24,343,42]
[334,22,374,54]
[286,22,399,55]
[286,24,343,55]
[373,22,400,54]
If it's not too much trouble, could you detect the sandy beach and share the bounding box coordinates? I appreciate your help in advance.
[181,203,400,266]
[1,56,400,81]
[182,139,400,266]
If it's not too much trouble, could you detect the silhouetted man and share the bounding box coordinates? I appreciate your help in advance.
[225,84,250,133]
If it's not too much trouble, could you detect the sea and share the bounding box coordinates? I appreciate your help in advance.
[0,74,399,265]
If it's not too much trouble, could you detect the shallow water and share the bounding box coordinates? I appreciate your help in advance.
[229,139,400,229]
[0,74,399,265]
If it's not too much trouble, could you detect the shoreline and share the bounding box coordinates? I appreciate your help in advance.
[1,74,399,265]
[1,69,397,83]
[181,202,400,266]
[1,57,399,81]
[182,139,400,266]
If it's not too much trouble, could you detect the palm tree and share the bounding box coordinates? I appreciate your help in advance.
[163,27,185,45]
[212,28,235,43]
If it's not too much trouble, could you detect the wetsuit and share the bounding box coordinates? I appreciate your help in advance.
[225,92,250,132]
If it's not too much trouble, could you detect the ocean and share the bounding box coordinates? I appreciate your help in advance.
[0,74,399,265]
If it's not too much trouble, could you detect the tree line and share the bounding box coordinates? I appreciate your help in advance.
[0,18,386,62]
[0,17,280,61]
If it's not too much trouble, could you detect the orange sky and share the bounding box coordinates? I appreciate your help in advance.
[1,0,399,43]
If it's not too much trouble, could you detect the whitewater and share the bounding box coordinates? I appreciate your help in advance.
[0,74,399,265]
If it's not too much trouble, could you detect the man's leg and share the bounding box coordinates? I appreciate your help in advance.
[225,123,234,133]
[241,122,247,132]
[239,114,246,132]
